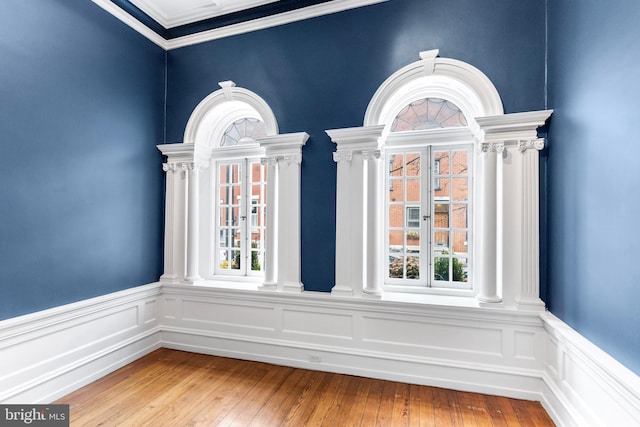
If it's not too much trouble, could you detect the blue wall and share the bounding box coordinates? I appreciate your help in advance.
[0,0,166,320]
[166,0,546,292]
[546,0,640,375]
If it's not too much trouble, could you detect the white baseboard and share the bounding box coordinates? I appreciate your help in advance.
[540,312,640,427]
[2,282,639,427]
[0,283,162,403]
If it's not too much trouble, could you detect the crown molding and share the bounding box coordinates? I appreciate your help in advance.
[93,0,389,51]
[92,0,168,49]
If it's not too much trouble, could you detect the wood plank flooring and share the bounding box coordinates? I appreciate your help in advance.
[56,348,555,426]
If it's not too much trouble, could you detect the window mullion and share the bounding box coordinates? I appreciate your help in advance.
[424,147,432,287]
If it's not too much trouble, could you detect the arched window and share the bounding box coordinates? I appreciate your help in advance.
[328,50,551,309]
[214,118,267,277]
[158,81,308,292]
[391,98,468,132]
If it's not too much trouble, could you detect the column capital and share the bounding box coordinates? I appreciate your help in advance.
[333,150,353,163]
[481,142,505,153]
[162,162,177,172]
[362,150,381,160]
[260,156,279,167]
[518,138,545,152]
[284,153,302,165]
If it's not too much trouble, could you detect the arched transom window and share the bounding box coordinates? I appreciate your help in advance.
[391,98,468,132]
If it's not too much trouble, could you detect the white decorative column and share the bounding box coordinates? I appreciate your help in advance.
[257,132,309,292]
[477,143,503,304]
[260,156,279,289]
[517,138,546,311]
[157,143,198,284]
[280,153,303,292]
[476,110,552,309]
[159,162,181,283]
[184,163,202,283]
[326,126,384,297]
[363,149,383,297]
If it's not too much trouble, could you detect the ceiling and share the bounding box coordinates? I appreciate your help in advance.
[128,0,280,28]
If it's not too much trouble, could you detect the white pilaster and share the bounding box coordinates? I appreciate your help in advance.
[160,162,181,283]
[477,143,502,304]
[184,163,202,283]
[280,153,303,292]
[260,156,278,289]
[158,143,199,284]
[476,110,552,308]
[363,149,383,297]
[517,138,546,311]
[257,133,309,292]
[326,126,384,297]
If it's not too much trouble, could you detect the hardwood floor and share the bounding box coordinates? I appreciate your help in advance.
[56,348,555,426]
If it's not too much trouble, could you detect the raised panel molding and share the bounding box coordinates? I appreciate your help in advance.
[0,283,162,403]
[2,283,639,427]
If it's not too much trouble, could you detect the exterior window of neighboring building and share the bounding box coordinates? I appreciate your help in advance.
[385,99,471,289]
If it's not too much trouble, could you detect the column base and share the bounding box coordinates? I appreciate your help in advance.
[477,295,502,305]
[362,289,382,299]
[516,297,546,312]
[331,285,354,297]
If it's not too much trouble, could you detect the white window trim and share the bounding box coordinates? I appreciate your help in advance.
[328,50,552,311]
[158,81,308,293]
[383,134,475,293]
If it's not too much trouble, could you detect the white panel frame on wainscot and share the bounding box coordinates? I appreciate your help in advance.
[0,283,162,404]
[3,282,640,427]
[160,283,547,400]
[540,312,640,427]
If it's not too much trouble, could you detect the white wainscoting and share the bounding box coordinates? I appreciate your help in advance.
[0,283,162,403]
[540,312,640,427]
[160,284,547,401]
[2,282,640,427]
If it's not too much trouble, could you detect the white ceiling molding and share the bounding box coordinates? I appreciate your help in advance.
[92,0,389,51]
[92,0,168,49]
[129,0,280,29]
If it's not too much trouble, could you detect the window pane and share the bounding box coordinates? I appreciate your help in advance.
[389,230,403,252]
[434,257,449,281]
[406,256,420,279]
[221,118,267,147]
[452,231,468,255]
[406,235,420,254]
[251,249,263,271]
[219,249,234,270]
[390,98,468,132]
[389,154,404,177]
[453,257,468,283]
[231,250,241,269]
[389,255,404,278]
[389,178,404,202]
[435,177,449,198]
[406,178,420,202]
[405,153,421,176]
[434,231,449,250]
[451,204,467,228]
[434,203,450,228]
[452,177,468,201]
[433,152,449,174]
[452,150,468,175]
[389,205,404,228]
